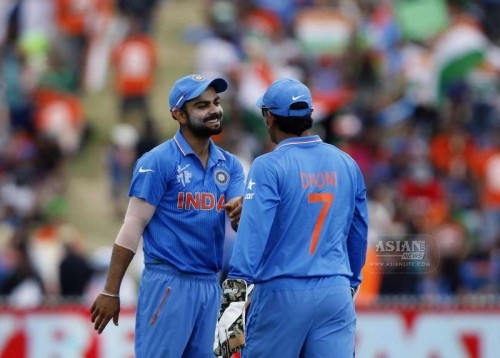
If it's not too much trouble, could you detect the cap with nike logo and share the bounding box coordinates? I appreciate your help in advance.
[256,77,313,117]
[169,74,228,111]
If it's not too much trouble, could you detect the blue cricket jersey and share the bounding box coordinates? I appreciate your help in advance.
[228,135,368,288]
[129,130,246,274]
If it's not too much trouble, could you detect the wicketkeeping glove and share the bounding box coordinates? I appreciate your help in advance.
[214,279,252,358]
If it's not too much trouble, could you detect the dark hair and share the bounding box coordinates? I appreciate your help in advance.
[273,102,313,135]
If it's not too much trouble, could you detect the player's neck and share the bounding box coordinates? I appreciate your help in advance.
[276,130,311,143]
[183,132,211,167]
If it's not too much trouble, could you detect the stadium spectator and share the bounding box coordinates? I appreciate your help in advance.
[59,229,94,298]
[110,16,157,129]
[0,233,45,308]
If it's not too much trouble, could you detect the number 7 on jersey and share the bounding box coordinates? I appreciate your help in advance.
[307,193,334,254]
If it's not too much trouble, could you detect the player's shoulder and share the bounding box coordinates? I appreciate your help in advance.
[250,152,278,171]
[213,145,244,166]
[322,142,358,164]
[214,145,235,159]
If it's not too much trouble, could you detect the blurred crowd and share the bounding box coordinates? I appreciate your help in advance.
[192,0,500,301]
[1,0,500,307]
[0,0,159,306]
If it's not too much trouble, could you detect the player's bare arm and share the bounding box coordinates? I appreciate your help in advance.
[90,244,135,334]
[90,197,155,334]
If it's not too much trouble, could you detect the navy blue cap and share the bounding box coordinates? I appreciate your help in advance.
[256,78,313,117]
[169,74,228,111]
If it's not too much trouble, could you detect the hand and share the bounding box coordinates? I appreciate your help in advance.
[90,293,121,334]
[214,279,249,358]
[223,196,243,229]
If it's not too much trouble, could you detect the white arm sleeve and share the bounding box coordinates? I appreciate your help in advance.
[114,197,156,253]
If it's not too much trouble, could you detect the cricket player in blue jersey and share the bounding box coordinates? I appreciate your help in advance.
[215,78,368,358]
[90,74,246,357]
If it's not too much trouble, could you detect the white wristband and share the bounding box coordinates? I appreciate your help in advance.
[100,291,120,299]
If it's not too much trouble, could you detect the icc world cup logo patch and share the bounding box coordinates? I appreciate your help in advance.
[214,169,229,186]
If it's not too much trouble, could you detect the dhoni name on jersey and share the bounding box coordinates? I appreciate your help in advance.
[300,171,337,189]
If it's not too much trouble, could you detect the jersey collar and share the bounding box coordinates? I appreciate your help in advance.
[274,135,322,151]
[174,130,227,162]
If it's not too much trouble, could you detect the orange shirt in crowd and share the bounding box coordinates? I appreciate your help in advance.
[472,148,500,208]
[34,89,85,154]
[35,90,84,129]
[398,174,448,228]
[111,34,157,97]
[55,0,89,36]
[430,130,477,175]
[242,7,282,38]
[356,245,382,305]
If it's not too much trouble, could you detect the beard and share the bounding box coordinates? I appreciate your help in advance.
[187,112,223,138]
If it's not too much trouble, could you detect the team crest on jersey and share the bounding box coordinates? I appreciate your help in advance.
[214,169,229,186]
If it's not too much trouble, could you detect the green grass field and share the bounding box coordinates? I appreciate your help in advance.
[65,0,204,251]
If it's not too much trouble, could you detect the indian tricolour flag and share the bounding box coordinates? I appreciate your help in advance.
[294,8,354,58]
[432,22,488,103]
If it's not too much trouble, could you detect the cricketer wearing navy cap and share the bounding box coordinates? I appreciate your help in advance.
[169,74,228,111]
[216,77,368,358]
[90,73,245,358]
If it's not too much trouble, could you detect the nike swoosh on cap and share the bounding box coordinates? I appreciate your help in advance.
[292,94,305,100]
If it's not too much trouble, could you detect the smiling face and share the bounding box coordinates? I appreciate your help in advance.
[177,86,224,139]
